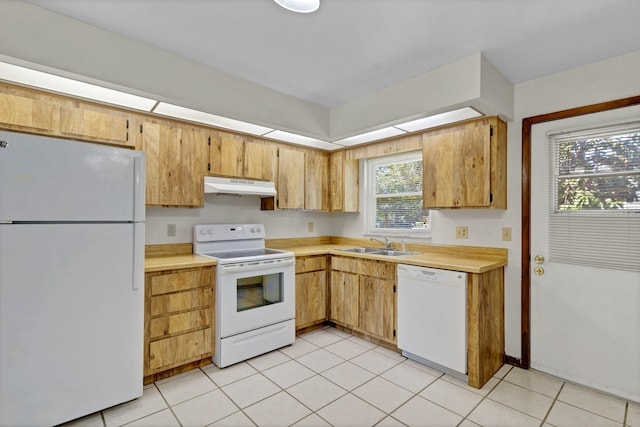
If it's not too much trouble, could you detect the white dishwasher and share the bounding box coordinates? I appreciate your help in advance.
[397,264,467,376]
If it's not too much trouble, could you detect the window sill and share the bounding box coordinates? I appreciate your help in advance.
[365,230,432,240]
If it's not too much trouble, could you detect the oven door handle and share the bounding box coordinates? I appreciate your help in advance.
[219,257,295,274]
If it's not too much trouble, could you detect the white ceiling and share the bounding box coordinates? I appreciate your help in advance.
[25,0,640,109]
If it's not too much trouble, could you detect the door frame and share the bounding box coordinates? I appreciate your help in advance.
[519,94,640,369]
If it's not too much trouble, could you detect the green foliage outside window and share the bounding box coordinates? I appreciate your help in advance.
[556,132,640,211]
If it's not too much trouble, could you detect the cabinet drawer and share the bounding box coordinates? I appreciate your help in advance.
[149,308,212,339]
[296,256,326,273]
[150,269,213,296]
[331,257,395,280]
[150,288,211,316]
[149,328,212,371]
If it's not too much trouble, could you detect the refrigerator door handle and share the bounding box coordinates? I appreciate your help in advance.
[133,155,146,222]
[133,223,145,291]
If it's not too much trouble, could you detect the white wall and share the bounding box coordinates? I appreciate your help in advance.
[145,195,337,244]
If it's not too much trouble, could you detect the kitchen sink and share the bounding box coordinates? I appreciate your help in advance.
[338,247,384,253]
[338,247,420,256]
[370,250,421,256]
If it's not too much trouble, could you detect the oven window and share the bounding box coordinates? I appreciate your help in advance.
[236,272,284,312]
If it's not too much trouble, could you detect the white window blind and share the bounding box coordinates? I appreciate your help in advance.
[548,122,640,271]
[366,151,430,235]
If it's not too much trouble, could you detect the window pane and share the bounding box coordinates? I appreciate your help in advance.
[367,150,430,233]
[555,131,640,211]
[375,160,422,195]
[374,195,429,229]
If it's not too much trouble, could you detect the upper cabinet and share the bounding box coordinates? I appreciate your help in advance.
[276,145,306,209]
[422,116,507,209]
[142,119,207,208]
[329,150,359,212]
[0,91,57,133]
[208,130,244,178]
[305,150,329,211]
[0,83,134,147]
[59,105,131,146]
[244,137,277,182]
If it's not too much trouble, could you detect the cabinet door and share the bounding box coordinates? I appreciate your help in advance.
[295,270,327,329]
[305,150,329,210]
[423,122,491,208]
[209,130,244,177]
[277,146,305,209]
[143,121,206,207]
[329,150,359,212]
[60,106,132,146]
[330,271,359,328]
[244,138,277,181]
[0,92,56,133]
[359,277,396,343]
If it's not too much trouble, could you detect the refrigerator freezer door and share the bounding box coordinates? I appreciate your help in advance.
[0,223,144,427]
[0,131,145,222]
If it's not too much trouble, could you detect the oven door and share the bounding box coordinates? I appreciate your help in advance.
[217,257,295,337]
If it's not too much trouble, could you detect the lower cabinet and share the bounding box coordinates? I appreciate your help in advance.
[144,266,215,379]
[330,257,397,345]
[295,256,328,330]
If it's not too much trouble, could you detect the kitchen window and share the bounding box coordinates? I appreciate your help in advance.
[548,121,640,271]
[366,150,430,236]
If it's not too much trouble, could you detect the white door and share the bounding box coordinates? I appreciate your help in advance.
[530,105,640,402]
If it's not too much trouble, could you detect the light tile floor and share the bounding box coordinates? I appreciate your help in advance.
[62,327,638,427]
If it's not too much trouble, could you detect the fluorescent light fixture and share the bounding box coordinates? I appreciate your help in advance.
[394,107,482,132]
[262,130,339,150]
[333,127,407,147]
[153,102,274,136]
[274,0,319,13]
[0,61,157,111]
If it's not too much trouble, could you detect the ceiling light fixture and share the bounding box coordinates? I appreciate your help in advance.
[273,0,319,13]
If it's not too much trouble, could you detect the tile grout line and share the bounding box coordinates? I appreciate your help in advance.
[455,368,507,427]
[539,381,565,427]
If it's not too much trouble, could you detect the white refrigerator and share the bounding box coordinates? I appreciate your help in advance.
[0,131,145,426]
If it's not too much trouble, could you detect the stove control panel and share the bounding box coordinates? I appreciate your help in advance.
[194,224,266,242]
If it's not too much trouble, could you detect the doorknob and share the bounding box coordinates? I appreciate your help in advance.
[534,255,545,264]
[534,266,544,275]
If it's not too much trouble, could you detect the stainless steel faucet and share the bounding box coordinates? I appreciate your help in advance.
[370,236,391,249]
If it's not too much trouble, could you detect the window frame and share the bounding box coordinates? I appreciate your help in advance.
[364,150,431,238]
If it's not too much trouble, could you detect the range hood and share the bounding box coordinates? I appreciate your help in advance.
[204,176,277,197]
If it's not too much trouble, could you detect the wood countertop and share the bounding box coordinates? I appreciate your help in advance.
[145,254,216,273]
[144,239,507,274]
[272,240,507,274]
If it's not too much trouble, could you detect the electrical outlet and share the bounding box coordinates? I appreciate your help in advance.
[502,227,512,241]
[455,226,468,239]
[167,223,176,237]
[307,222,314,232]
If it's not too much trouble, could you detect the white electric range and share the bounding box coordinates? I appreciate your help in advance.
[193,224,295,367]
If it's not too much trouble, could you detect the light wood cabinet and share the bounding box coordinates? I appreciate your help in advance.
[143,120,207,208]
[422,116,507,209]
[330,270,360,329]
[59,105,132,146]
[329,150,359,212]
[305,150,329,211]
[144,267,214,377]
[208,130,245,178]
[244,137,277,181]
[295,256,328,330]
[276,145,305,209]
[330,256,396,344]
[0,83,134,147]
[0,91,57,133]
